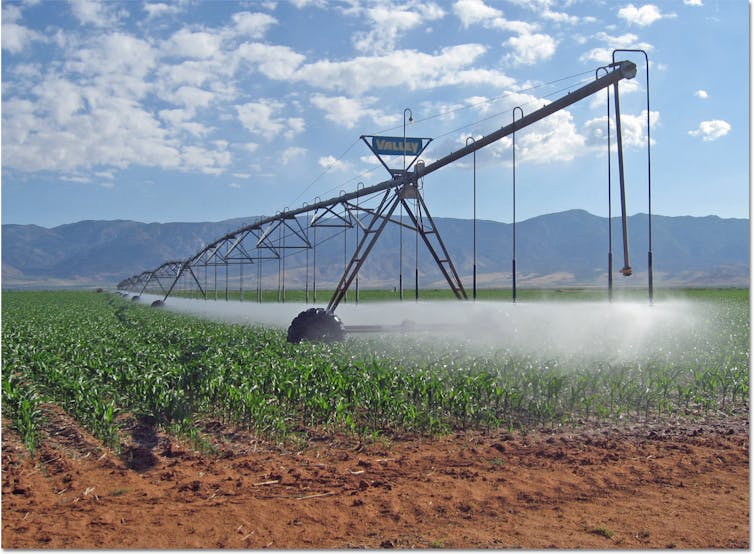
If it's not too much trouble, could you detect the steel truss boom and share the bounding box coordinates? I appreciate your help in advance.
[261,59,638,222]
[414,61,637,182]
[120,60,638,311]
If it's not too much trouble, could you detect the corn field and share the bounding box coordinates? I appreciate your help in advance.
[2,290,748,453]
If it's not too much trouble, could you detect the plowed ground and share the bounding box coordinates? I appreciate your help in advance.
[2,406,748,549]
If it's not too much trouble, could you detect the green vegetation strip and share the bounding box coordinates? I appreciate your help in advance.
[2,289,749,453]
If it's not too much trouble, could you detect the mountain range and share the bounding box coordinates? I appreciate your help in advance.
[2,210,749,290]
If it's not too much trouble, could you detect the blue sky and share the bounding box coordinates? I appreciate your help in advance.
[1,0,748,228]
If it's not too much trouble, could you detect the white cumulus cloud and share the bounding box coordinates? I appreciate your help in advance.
[236,100,305,140]
[69,0,123,27]
[2,22,45,53]
[453,0,538,33]
[580,32,653,64]
[231,11,277,39]
[181,143,232,175]
[618,4,675,26]
[506,33,557,66]
[280,146,307,165]
[453,0,500,27]
[353,6,421,54]
[164,29,222,59]
[345,2,446,54]
[143,3,183,19]
[236,43,305,80]
[689,120,731,141]
[294,44,505,95]
[513,110,585,164]
[318,155,351,173]
[583,110,659,150]
[310,94,398,129]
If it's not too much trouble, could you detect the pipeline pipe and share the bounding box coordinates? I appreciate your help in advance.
[156,61,638,303]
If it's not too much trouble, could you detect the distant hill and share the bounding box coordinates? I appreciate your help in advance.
[2,210,749,289]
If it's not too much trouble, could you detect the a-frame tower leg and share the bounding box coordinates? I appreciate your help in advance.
[399,184,467,301]
[326,183,467,314]
[327,189,400,312]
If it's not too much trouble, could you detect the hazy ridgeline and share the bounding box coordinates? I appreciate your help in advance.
[4,211,749,289]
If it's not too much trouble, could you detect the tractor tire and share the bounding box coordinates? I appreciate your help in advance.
[287,308,345,343]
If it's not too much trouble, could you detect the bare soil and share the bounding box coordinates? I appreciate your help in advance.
[2,405,749,549]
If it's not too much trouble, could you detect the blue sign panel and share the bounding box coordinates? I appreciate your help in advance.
[371,136,423,156]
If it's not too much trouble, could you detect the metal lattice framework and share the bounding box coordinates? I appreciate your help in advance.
[119,57,651,327]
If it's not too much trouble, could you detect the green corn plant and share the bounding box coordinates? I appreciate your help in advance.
[2,373,43,455]
[1,289,749,445]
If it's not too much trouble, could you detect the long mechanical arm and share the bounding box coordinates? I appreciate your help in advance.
[124,60,638,309]
[168,60,638,247]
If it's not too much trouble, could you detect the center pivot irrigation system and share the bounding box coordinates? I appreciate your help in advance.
[118,52,653,343]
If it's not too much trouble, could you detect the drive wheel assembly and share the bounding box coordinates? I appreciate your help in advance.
[287,308,345,343]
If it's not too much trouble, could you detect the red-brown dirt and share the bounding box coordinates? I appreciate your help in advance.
[2,405,748,549]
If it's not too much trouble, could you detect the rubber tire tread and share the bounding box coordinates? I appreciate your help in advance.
[287,308,345,343]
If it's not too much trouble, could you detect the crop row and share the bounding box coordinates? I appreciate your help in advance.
[1,290,749,453]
